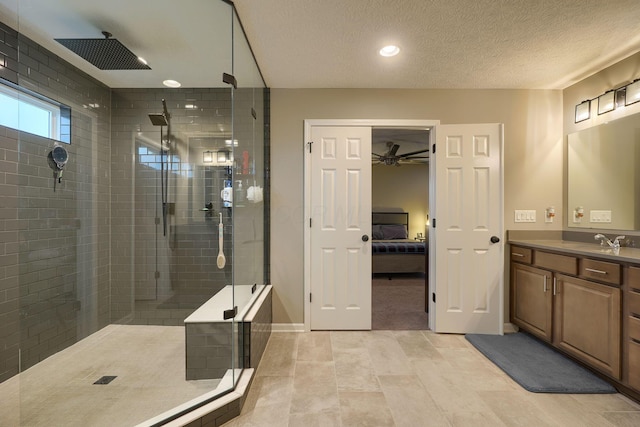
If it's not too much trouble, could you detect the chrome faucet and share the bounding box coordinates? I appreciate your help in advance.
[594,233,626,250]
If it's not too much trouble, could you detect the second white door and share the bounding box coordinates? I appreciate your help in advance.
[431,123,504,334]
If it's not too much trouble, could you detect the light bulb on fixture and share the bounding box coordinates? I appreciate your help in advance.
[574,100,591,123]
[597,91,615,115]
[625,80,640,106]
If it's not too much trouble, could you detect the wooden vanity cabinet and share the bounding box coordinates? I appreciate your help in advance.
[510,245,622,380]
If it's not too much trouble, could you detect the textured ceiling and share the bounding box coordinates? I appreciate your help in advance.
[233,0,640,89]
[1,1,640,90]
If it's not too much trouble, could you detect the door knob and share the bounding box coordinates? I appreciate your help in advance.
[490,236,500,244]
[362,235,369,242]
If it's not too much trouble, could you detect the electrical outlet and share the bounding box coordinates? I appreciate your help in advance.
[514,210,536,223]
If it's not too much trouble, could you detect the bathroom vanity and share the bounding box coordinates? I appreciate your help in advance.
[509,237,640,401]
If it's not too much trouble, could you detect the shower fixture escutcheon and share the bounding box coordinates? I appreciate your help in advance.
[47,145,69,192]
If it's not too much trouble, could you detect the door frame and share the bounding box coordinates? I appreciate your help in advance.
[303,119,440,331]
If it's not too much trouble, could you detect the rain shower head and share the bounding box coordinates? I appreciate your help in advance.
[55,31,151,70]
[148,113,169,126]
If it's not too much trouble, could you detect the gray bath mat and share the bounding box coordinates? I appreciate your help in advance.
[465,332,617,393]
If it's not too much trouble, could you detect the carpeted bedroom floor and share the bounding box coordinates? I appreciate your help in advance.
[372,273,429,330]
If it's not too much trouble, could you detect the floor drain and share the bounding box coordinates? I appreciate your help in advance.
[93,375,117,385]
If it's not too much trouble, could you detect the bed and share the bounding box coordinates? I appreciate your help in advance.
[371,211,427,275]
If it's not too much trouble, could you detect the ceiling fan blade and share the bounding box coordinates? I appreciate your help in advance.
[397,148,429,158]
[388,144,400,156]
[372,152,382,157]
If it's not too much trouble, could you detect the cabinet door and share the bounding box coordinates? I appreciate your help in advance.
[511,263,553,342]
[554,274,621,379]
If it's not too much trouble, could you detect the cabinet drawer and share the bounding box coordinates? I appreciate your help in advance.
[510,246,532,264]
[630,316,640,341]
[534,251,577,275]
[629,266,640,288]
[579,259,621,285]
[630,339,640,391]
[630,289,640,316]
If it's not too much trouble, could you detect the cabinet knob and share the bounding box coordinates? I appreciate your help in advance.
[362,235,369,242]
[490,236,500,244]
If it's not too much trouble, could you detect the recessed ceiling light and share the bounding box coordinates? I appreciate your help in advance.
[379,45,400,57]
[163,79,181,88]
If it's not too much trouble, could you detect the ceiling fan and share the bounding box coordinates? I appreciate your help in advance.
[372,141,429,166]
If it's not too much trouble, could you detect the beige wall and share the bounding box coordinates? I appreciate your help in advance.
[270,89,563,324]
[372,163,429,239]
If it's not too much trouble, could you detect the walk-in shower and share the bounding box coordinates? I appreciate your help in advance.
[0,1,270,425]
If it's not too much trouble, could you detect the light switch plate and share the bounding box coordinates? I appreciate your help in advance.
[515,210,536,223]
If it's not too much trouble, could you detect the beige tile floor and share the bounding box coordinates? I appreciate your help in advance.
[225,331,640,427]
[0,324,221,427]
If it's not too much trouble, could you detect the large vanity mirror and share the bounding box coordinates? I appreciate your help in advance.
[567,111,640,230]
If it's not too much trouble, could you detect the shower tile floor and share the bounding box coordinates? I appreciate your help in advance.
[0,324,222,427]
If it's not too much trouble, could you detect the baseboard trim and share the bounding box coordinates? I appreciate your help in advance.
[271,323,305,332]
[504,322,519,334]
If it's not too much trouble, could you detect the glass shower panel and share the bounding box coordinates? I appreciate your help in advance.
[230,7,267,388]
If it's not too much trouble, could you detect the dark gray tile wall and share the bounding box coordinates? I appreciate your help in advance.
[110,88,238,323]
[0,20,111,382]
[0,125,20,382]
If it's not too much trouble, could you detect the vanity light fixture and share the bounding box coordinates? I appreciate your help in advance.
[217,150,229,163]
[575,100,591,123]
[574,76,640,121]
[625,79,640,106]
[379,45,400,57]
[203,150,213,163]
[597,91,615,115]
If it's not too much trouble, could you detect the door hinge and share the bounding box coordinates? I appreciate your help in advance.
[432,218,436,228]
[310,293,312,303]
[432,293,436,303]
[310,218,312,227]
[155,271,160,279]
[432,143,436,154]
[223,306,238,320]
[307,141,313,153]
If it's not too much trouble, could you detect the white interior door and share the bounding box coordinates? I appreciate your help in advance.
[431,123,504,334]
[309,125,372,330]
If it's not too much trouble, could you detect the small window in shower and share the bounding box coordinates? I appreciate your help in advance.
[0,80,71,143]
